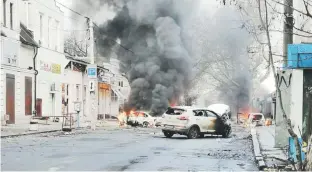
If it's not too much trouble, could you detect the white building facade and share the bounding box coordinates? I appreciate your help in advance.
[1,0,39,124]
[20,0,68,117]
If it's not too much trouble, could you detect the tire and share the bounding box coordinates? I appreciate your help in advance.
[163,131,174,138]
[142,121,149,128]
[221,126,231,138]
[187,126,199,139]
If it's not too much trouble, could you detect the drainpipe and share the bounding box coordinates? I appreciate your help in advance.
[33,47,38,116]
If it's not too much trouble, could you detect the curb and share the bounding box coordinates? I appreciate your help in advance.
[251,128,267,170]
[1,129,61,138]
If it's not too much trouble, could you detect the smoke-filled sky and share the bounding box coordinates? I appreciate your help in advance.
[58,0,276,113]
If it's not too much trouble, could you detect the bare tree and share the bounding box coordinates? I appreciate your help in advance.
[64,32,89,57]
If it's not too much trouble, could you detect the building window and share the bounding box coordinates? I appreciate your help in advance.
[118,81,123,87]
[111,90,118,102]
[83,86,86,100]
[39,13,43,43]
[25,2,29,28]
[55,20,60,51]
[25,77,32,115]
[66,84,69,96]
[9,2,13,29]
[48,17,51,47]
[76,85,80,101]
[3,0,6,27]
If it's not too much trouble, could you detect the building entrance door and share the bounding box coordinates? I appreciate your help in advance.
[6,74,15,124]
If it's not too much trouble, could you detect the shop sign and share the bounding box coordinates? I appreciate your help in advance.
[99,83,110,90]
[40,61,61,74]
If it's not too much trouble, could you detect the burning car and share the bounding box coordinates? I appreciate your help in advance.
[248,113,265,126]
[161,106,232,139]
[126,111,156,127]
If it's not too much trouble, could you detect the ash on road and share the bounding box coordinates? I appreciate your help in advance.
[1,124,257,171]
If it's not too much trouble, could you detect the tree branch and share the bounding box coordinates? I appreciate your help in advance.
[271,0,312,18]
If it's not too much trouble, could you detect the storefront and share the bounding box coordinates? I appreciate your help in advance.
[36,48,68,117]
[97,67,111,118]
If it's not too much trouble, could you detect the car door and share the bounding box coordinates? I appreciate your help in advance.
[204,110,219,132]
[194,110,210,132]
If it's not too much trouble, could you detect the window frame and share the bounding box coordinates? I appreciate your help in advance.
[39,13,44,43]
[205,110,218,117]
[9,2,13,29]
[3,0,7,27]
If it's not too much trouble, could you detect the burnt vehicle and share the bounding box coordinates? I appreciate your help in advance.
[161,106,232,139]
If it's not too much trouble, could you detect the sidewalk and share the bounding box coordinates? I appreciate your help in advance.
[1,122,63,138]
[256,125,288,168]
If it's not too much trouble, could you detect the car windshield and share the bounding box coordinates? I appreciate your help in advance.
[165,108,186,115]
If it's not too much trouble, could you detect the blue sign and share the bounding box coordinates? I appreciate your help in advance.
[87,66,97,78]
[287,44,312,68]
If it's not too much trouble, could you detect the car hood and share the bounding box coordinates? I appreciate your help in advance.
[207,104,230,115]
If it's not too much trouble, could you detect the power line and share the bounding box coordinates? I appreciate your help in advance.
[55,1,88,19]
[32,0,87,24]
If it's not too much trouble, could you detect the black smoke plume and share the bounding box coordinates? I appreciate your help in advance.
[95,0,193,115]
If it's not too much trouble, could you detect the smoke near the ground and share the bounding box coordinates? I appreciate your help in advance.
[89,0,199,115]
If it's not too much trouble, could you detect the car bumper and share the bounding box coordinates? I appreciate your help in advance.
[161,125,189,133]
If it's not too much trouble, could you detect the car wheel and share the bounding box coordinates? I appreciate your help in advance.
[142,121,149,128]
[187,126,199,139]
[222,126,232,138]
[163,131,174,138]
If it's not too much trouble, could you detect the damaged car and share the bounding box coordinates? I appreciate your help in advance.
[161,106,231,139]
[127,111,156,127]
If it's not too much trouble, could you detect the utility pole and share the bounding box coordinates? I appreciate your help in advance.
[275,0,294,148]
[86,18,98,130]
[283,0,293,66]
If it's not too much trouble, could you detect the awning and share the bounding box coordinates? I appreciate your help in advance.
[20,23,39,47]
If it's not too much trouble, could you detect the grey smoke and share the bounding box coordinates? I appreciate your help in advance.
[73,0,257,114]
[93,0,195,115]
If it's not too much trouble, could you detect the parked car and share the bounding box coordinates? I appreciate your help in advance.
[207,104,231,119]
[248,113,265,126]
[127,111,156,127]
[161,106,232,139]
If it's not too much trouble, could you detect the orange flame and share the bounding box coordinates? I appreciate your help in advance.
[238,107,260,120]
[169,99,177,107]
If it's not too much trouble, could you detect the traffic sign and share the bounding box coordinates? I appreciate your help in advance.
[87,65,97,78]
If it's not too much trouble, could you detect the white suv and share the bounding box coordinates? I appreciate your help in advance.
[161,106,232,139]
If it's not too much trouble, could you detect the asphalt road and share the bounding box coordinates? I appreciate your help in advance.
[1,124,258,171]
